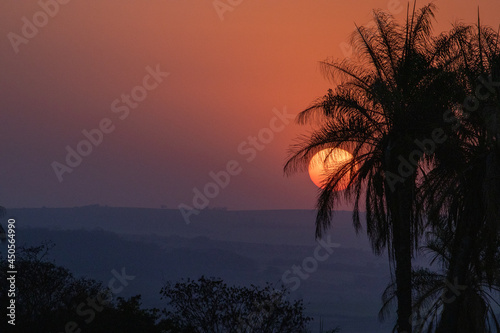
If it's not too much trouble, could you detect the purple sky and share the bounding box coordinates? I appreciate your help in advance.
[1,0,499,210]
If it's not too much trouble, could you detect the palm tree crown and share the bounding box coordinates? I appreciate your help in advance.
[285,3,468,332]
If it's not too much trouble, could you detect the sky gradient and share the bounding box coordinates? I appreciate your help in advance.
[2,0,500,210]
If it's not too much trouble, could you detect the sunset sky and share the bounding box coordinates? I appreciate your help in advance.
[1,0,499,210]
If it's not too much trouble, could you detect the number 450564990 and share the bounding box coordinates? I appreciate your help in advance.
[7,219,16,268]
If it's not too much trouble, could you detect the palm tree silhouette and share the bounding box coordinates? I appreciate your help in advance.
[285,3,466,332]
[380,223,500,332]
[420,19,500,332]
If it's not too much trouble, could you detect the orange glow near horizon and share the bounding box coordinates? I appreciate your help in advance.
[1,1,500,209]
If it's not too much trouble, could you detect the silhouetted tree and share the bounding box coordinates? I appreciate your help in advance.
[160,276,313,332]
[0,243,164,333]
[0,243,107,332]
[284,3,466,332]
[419,18,500,332]
[380,222,500,332]
[102,295,164,333]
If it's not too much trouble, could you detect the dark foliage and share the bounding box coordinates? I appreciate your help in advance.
[0,243,163,333]
[159,276,313,333]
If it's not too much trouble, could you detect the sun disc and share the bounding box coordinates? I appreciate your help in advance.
[308,148,354,190]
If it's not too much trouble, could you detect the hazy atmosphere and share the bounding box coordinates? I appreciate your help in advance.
[1,1,500,333]
[1,0,499,210]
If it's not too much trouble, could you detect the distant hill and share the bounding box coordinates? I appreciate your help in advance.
[7,206,372,248]
[0,207,395,332]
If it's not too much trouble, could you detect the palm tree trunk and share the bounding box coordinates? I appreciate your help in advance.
[436,221,473,332]
[437,175,486,333]
[392,185,414,333]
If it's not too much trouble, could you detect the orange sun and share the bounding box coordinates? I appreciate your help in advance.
[308,148,354,190]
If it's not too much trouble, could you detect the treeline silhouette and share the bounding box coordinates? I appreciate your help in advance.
[0,243,338,333]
